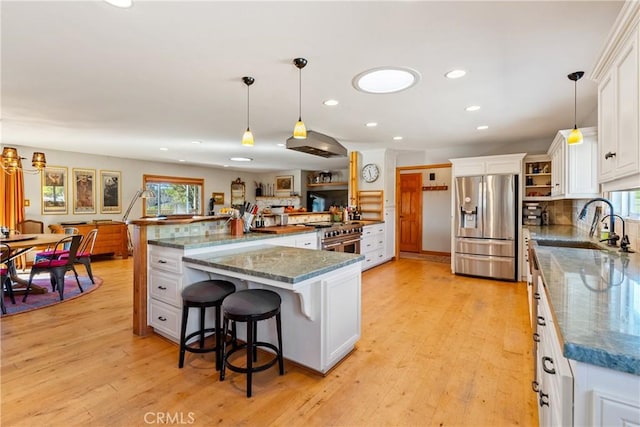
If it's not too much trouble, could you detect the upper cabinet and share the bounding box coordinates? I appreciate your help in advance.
[450,153,526,177]
[546,127,599,199]
[591,1,640,191]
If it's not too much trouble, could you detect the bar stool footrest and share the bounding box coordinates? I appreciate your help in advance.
[182,327,219,354]
[224,342,280,374]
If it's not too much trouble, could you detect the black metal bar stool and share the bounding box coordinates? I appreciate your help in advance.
[178,279,236,371]
[220,289,284,397]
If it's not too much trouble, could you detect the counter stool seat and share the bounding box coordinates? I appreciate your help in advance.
[220,289,284,397]
[178,279,236,371]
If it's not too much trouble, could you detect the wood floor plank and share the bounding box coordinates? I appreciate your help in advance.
[1,256,538,426]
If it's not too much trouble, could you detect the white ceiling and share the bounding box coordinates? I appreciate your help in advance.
[1,0,624,172]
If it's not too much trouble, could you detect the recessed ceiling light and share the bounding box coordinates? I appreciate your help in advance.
[477,125,489,130]
[277,143,285,147]
[365,122,378,127]
[178,159,186,162]
[323,99,339,106]
[159,147,168,151]
[353,67,421,94]
[393,136,403,141]
[445,69,467,79]
[465,105,481,112]
[104,0,133,8]
[191,140,201,144]
[230,157,253,162]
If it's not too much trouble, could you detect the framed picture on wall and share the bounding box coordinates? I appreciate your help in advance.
[212,192,224,204]
[275,175,293,195]
[73,168,96,214]
[41,166,68,214]
[100,170,121,214]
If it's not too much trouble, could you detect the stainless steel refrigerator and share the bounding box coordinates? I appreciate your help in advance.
[454,174,518,281]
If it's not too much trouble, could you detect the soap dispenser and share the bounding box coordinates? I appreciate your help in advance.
[600,223,609,241]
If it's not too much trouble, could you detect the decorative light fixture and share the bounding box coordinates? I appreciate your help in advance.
[567,71,585,145]
[241,76,255,146]
[1,147,46,175]
[293,57,308,139]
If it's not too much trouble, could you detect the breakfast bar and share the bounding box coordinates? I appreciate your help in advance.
[182,245,364,374]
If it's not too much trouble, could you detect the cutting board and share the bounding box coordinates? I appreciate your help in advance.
[252,225,314,234]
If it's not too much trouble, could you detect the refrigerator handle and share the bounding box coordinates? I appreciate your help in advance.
[460,206,478,229]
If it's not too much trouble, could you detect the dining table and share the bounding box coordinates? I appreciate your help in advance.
[1,233,66,293]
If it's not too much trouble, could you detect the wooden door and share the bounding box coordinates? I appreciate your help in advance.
[399,173,422,252]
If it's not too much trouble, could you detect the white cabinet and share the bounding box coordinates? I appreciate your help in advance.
[361,223,386,270]
[546,127,599,199]
[537,281,574,427]
[450,153,526,177]
[591,2,640,191]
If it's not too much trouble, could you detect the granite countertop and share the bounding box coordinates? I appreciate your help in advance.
[183,245,364,284]
[148,228,317,250]
[528,225,640,375]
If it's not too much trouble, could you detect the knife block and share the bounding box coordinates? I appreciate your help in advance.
[230,218,244,236]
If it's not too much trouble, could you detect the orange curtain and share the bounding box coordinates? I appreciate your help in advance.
[0,155,26,230]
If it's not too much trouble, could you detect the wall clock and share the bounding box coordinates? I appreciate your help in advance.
[361,163,380,183]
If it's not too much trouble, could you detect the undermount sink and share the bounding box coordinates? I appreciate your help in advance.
[535,240,603,250]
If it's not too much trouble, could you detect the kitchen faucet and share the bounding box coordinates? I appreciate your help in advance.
[602,214,634,252]
[578,198,619,247]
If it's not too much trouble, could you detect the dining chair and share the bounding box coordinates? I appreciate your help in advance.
[1,243,16,314]
[16,220,44,234]
[34,227,80,263]
[60,228,98,284]
[23,234,83,302]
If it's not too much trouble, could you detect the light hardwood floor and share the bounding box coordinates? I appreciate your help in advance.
[1,256,538,426]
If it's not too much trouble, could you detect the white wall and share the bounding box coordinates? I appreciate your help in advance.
[13,145,264,231]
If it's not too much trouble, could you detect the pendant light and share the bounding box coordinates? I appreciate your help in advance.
[242,76,255,147]
[567,71,584,145]
[293,57,308,139]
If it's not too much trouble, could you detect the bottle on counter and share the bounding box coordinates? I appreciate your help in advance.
[600,223,609,241]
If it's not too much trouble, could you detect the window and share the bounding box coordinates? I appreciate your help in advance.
[142,174,204,217]
[610,190,640,219]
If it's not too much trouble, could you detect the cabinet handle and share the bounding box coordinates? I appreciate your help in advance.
[534,292,540,300]
[532,381,540,393]
[605,151,616,160]
[157,259,167,264]
[555,183,560,187]
[539,391,549,407]
[537,316,546,326]
[542,356,556,374]
[533,332,540,343]
[158,316,167,322]
[158,286,167,290]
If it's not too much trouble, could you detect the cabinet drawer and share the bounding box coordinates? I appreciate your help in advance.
[361,236,383,253]
[149,248,182,274]
[149,299,181,340]
[149,270,181,306]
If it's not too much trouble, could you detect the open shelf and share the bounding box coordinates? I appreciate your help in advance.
[307,182,348,187]
[357,190,383,221]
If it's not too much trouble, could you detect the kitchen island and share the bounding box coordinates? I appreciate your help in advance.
[527,225,640,425]
[182,245,364,374]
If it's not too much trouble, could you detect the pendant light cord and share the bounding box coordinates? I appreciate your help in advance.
[247,83,250,129]
[298,67,302,121]
[574,79,577,128]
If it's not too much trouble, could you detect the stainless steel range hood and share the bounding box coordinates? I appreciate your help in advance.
[286,130,347,158]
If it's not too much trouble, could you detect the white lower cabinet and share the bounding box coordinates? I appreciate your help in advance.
[537,283,574,427]
[361,223,386,270]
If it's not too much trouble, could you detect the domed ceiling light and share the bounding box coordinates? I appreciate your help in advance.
[353,66,420,94]
[567,71,585,145]
[241,76,255,147]
[293,57,308,139]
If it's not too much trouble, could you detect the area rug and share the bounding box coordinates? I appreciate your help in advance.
[399,252,451,264]
[2,275,102,316]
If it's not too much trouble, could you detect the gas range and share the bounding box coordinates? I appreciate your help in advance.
[305,222,363,253]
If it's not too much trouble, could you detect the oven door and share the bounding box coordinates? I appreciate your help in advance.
[322,236,361,254]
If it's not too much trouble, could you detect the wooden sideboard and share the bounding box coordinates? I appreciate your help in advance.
[49,221,128,259]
